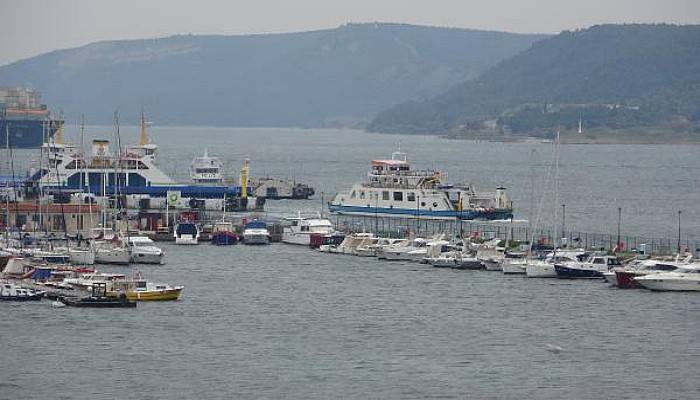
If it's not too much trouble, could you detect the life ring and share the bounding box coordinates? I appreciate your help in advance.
[168,193,179,203]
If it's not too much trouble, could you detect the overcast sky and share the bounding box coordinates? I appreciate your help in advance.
[1,0,699,66]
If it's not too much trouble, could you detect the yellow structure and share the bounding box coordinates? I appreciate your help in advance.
[239,158,250,199]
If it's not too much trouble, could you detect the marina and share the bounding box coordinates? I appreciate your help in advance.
[3,126,700,399]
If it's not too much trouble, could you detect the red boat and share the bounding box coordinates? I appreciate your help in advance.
[615,270,646,289]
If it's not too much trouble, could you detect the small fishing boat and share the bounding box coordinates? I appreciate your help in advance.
[0,282,44,301]
[110,277,183,301]
[59,283,136,308]
[210,220,239,245]
[175,222,200,245]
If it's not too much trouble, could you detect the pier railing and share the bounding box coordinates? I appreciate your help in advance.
[331,214,699,257]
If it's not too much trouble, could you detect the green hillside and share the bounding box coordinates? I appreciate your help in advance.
[368,24,700,136]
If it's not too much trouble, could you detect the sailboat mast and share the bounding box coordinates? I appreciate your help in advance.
[552,131,560,253]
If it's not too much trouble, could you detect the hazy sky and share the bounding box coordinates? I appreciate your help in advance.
[1,0,699,66]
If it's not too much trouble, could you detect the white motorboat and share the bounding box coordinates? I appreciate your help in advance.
[383,238,430,261]
[555,255,622,279]
[1,282,44,301]
[282,213,334,246]
[453,253,483,270]
[501,258,527,275]
[242,220,270,245]
[127,236,164,264]
[525,250,587,278]
[174,222,200,245]
[94,242,131,265]
[634,264,700,291]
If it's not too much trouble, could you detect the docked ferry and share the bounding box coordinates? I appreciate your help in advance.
[329,151,513,220]
[31,115,263,211]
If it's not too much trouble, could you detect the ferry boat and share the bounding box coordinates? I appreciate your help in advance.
[329,151,513,220]
[190,149,224,184]
[1,87,63,148]
[31,114,262,212]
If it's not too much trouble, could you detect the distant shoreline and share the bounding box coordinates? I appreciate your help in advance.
[442,129,700,145]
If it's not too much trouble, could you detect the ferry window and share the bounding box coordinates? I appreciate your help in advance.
[301,226,309,231]
[137,161,149,170]
[407,192,415,202]
[360,191,365,199]
[382,191,390,200]
[432,202,438,208]
[67,173,85,188]
[393,192,403,201]
[129,173,147,186]
[421,202,426,207]
[350,190,356,199]
[593,258,604,264]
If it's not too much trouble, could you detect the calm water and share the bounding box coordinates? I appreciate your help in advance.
[3,127,700,399]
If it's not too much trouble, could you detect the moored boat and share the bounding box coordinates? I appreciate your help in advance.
[0,282,44,301]
[555,255,622,279]
[175,222,200,245]
[634,264,700,291]
[242,219,270,245]
[60,283,136,308]
[282,213,334,246]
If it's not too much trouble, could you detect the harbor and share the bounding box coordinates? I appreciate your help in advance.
[3,125,700,399]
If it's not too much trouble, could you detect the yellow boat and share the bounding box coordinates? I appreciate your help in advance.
[109,280,184,301]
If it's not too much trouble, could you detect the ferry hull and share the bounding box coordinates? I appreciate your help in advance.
[328,204,513,220]
[0,118,59,148]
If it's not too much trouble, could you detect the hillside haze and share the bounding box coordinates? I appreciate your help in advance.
[0,23,547,127]
[369,24,700,136]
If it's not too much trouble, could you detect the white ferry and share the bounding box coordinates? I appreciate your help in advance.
[31,115,262,211]
[329,151,512,220]
[190,149,224,184]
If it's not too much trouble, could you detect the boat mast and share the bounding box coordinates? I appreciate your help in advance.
[552,130,560,255]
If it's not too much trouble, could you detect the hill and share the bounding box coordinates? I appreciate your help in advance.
[0,23,547,127]
[368,24,700,136]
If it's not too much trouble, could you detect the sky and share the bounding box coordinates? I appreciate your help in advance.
[1,0,699,66]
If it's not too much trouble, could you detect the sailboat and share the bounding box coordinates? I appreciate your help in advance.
[94,113,131,264]
[526,131,562,278]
